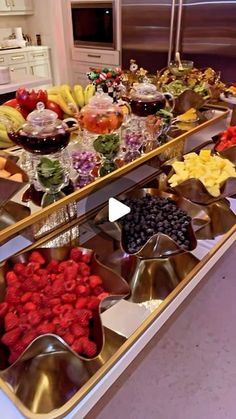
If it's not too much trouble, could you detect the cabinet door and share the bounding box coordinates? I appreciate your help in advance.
[30,62,51,78]
[10,63,29,76]
[0,0,11,12]
[11,0,33,12]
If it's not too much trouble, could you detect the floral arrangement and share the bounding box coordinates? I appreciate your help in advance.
[87,67,122,88]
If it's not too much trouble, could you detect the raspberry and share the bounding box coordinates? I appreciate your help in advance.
[70,248,83,262]
[52,304,64,316]
[76,285,90,297]
[89,275,102,288]
[81,253,92,264]
[4,312,19,331]
[21,292,33,303]
[64,279,76,292]
[61,293,76,303]
[31,292,42,305]
[2,328,21,346]
[29,251,45,265]
[9,351,20,364]
[75,297,88,309]
[64,265,78,281]
[41,307,52,319]
[93,286,104,296]
[6,271,18,285]
[0,302,8,317]
[49,298,61,306]
[46,260,59,273]
[23,264,39,278]
[37,322,55,334]
[51,279,64,296]
[21,330,38,347]
[12,340,25,354]
[87,296,100,311]
[77,262,90,277]
[5,289,21,304]
[98,292,110,301]
[21,278,38,292]
[23,302,36,312]
[74,309,92,327]
[56,324,68,336]
[27,311,42,326]
[61,304,74,315]
[13,262,25,275]
[58,260,68,272]
[63,333,75,346]
[71,338,83,353]
[81,338,97,357]
[70,323,88,338]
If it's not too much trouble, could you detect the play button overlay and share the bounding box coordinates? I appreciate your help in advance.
[108,197,131,222]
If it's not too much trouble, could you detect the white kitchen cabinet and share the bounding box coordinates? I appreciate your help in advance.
[0,0,11,12]
[0,0,33,14]
[29,61,51,78]
[71,47,120,87]
[9,62,29,76]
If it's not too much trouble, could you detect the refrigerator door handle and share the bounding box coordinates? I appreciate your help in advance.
[175,0,183,55]
[168,0,177,64]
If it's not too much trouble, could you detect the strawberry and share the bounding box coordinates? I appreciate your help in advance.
[4,312,19,331]
[70,248,83,262]
[70,323,88,338]
[37,322,55,334]
[89,275,102,288]
[75,309,92,327]
[61,293,76,303]
[29,251,45,265]
[23,302,36,312]
[81,338,97,357]
[0,302,8,317]
[2,328,21,346]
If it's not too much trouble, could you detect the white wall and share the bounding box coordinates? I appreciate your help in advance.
[26,0,70,84]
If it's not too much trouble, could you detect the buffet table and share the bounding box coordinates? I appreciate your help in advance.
[1,100,236,419]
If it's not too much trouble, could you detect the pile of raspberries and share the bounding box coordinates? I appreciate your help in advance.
[0,248,109,364]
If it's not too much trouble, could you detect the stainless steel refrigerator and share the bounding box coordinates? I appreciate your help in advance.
[121,0,236,82]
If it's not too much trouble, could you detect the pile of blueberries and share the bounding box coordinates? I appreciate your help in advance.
[119,194,192,254]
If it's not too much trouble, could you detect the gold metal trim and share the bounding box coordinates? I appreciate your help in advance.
[0,106,229,243]
[0,224,235,419]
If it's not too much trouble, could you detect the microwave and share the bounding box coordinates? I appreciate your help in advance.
[71,1,116,50]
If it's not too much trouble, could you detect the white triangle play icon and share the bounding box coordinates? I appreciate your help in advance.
[108,197,131,222]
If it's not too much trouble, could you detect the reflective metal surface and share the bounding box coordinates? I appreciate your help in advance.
[0,201,30,231]
[95,188,210,258]
[0,329,126,415]
[99,249,199,303]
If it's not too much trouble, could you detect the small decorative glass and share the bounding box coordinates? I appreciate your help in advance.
[72,150,99,188]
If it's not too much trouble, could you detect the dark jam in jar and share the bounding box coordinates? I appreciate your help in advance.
[130,98,166,117]
[8,129,70,154]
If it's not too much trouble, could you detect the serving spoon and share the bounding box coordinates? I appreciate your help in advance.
[175,51,184,71]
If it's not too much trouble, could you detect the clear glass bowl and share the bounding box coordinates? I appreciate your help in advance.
[168,60,194,77]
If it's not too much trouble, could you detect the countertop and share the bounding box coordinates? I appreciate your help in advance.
[0,73,52,94]
[0,46,49,55]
